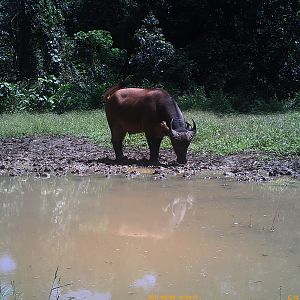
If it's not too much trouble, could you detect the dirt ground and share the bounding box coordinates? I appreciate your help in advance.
[1,135,300,181]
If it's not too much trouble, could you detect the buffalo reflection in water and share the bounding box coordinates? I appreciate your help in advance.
[118,194,193,240]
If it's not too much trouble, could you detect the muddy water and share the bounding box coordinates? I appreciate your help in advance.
[0,176,300,300]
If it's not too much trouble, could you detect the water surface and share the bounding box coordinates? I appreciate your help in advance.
[0,176,299,299]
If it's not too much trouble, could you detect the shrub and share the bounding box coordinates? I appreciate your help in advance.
[130,12,176,83]
[72,30,127,84]
[289,91,300,110]
[178,86,208,110]
[0,76,107,114]
[0,82,18,113]
[23,75,60,112]
[130,12,196,90]
[52,82,106,113]
[0,81,35,113]
[208,89,234,113]
[178,86,235,113]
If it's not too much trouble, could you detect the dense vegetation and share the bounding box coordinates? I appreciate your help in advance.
[1,0,300,113]
[1,110,300,155]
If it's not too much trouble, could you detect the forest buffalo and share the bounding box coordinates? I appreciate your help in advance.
[104,85,196,164]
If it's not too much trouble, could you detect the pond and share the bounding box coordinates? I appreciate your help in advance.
[0,176,300,299]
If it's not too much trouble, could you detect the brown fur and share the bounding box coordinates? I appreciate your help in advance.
[104,86,195,163]
[105,88,170,136]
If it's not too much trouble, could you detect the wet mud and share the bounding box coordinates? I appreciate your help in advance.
[0,135,299,181]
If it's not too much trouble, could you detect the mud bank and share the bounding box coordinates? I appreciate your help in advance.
[1,135,299,181]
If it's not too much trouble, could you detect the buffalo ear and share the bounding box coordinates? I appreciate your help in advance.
[185,121,192,130]
[160,121,169,134]
[185,119,196,131]
[186,119,196,140]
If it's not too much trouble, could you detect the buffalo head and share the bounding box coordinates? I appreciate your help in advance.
[169,119,196,164]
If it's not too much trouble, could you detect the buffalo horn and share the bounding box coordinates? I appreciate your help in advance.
[169,119,180,139]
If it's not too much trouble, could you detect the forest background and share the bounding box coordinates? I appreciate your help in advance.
[1,0,300,114]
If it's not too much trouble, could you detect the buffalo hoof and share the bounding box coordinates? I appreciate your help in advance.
[176,160,187,165]
[148,159,160,166]
[115,156,128,164]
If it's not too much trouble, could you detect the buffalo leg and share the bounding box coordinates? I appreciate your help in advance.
[111,128,126,161]
[146,134,162,163]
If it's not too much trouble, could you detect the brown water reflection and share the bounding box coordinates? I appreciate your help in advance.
[0,176,300,299]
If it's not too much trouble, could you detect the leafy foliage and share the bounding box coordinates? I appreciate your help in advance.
[130,12,195,90]
[72,30,126,84]
[178,87,234,113]
[130,12,176,82]
[178,86,208,110]
[0,77,105,113]
[28,0,66,76]
[0,0,18,81]
[0,0,300,112]
[52,82,106,113]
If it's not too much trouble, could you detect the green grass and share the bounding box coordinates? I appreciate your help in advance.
[0,110,111,146]
[1,110,300,155]
[187,111,300,155]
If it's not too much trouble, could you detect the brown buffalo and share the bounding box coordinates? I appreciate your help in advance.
[104,84,196,164]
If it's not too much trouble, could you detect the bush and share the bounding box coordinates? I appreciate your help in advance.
[178,86,235,113]
[164,49,196,91]
[229,89,292,113]
[289,91,300,110]
[52,82,106,113]
[0,76,61,113]
[130,12,176,83]
[130,13,196,91]
[207,89,234,113]
[72,30,127,84]
[23,75,60,112]
[178,86,208,110]
[0,76,106,114]
[0,82,19,113]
